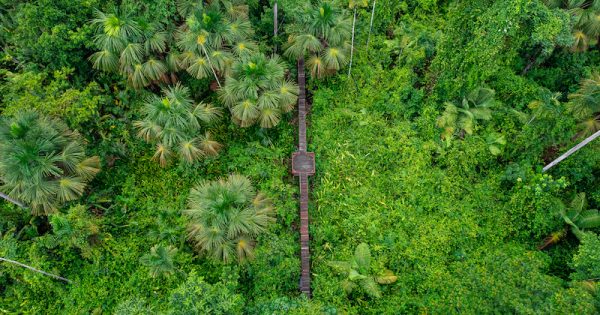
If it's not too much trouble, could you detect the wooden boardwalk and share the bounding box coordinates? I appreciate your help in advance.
[291,57,315,297]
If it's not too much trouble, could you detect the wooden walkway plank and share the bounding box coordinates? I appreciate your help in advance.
[292,57,314,298]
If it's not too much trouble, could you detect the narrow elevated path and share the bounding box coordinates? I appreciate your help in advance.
[291,57,315,298]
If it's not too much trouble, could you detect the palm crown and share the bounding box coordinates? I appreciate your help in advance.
[284,2,352,78]
[0,111,100,215]
[90,11,175,88]
[437,88,495,140]
[567,72,600,137]
[544,0,600,51]
[219,53,299,128]
[176,0,256,86]
[328,243,398,298]
[184,174,275,263]
[134,84,222,167]
[561,192,600,240]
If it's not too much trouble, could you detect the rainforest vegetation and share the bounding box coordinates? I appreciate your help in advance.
[2,0,600,313]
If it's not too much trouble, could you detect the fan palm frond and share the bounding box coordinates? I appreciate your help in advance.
[89,50,119,71]
[119,43,144,68]
[140,244,178,278]
[258,108,281,128]
[231,100,260,126]
[143,59,168,81]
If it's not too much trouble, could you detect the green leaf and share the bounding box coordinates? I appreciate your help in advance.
[354,243,371,273]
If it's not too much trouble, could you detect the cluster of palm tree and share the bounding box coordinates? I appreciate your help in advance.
[90,1,253,89]
[0,111,100,215]
[436,88,495,141]
[90,11,177,89]
[567,72,600,137]
[219,53,299,128]
[328,243,397,298]
[184,175,275,263]
[134,84,222,167]
[175,0,255,87]
[544,0,600,52]
[284,2,352,78]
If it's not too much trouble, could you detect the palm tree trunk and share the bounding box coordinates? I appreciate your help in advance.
[348,7,357,78]
[273,0,278,54]
[201,46,221,88]
[366,0,376,50]
[0,192,26,208]
[274,0,278,38]
[543,129,600,172]
[0,257,72,283]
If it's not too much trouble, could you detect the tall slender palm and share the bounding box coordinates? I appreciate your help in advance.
[347,0,368,78]
[284,2,352,79]
[366,0,377,50]
[184,175,275,263]
[0,111,100,215]
[567,72,600,137]
[134,84,222,167]
[437,88,495,140]
[219,53,298,128]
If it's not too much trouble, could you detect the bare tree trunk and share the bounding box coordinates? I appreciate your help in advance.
[0,192,26,208]
[274,0,278,37]
[348,8,357,78]
[201,46,221,88]
[543,129,600,172]
[0,257,72,283]
[273,0,278,54]
[366,0,376,50]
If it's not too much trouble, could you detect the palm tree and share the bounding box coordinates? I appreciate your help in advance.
[328,243,397,298]
[0,111,100,215]
[543,0,600,52]
[140,244,178,278]
[134,84,222,167]
[219,52,298,128]
[348,0,368,78]
[90,11,178,88]
[183,175,275,263]
[284,2,352,79]
[436,88,495,141]
[175,0,255,86]
[540,193,600,249]
[567,73,600,138]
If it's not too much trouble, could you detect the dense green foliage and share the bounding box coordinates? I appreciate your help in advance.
[2,0,600,314]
